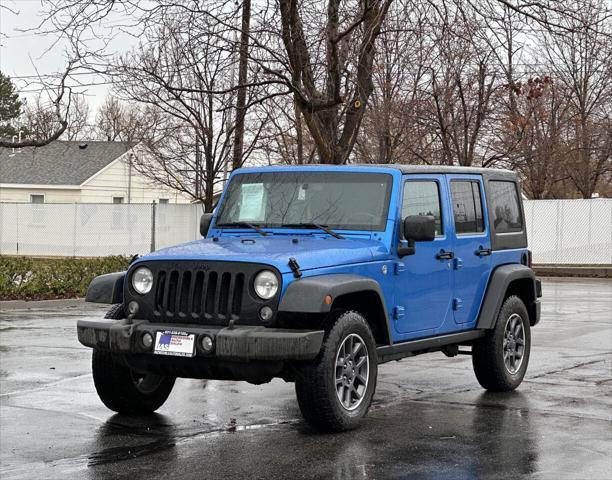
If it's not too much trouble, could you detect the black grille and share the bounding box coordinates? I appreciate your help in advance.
[154,269,245,320]
[127,261,279,326]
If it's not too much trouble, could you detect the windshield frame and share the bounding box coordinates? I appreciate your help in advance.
[214,170,394,232]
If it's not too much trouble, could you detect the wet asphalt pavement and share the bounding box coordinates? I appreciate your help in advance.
[1,278,611,479]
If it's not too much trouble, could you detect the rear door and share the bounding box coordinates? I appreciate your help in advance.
[447,175,492,325]
[394,175,454,336]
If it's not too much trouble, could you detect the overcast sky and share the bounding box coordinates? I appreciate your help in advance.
[0,0,131,112]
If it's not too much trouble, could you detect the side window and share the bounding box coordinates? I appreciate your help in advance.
[451,180,484,234]
[489,181,523,233]
[402,181,443,236]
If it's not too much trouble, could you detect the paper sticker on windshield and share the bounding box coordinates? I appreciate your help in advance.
[297,185,306,201]
[239,183,265,221]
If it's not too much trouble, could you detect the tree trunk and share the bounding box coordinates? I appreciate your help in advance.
[232,0,251,170]
[294,99,304,164]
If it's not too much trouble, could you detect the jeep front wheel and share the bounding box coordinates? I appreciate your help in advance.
[90,303,176,414]
[472,295,531,392]
[295,310,378,432]
[92,349,176,414]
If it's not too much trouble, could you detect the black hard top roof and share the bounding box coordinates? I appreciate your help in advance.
[358,164,516,177]
[248,163,517,179]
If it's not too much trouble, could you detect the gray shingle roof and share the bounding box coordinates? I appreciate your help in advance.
[0,141,135,185]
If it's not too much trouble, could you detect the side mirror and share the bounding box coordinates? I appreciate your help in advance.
[398,215,435,257]
[200,213,214,237]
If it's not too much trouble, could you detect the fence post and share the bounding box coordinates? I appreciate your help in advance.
[16,203,20,255]
[150,201,157,252]
[72,203,78,257]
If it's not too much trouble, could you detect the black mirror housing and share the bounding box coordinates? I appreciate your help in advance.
[398,215,435,257]
[200,213,214,237]
[403,215,436,242]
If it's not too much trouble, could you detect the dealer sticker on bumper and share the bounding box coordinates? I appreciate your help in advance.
[154,330,195,357]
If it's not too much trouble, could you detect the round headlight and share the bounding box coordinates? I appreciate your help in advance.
[254,270,279,300]
[132,267,153,294]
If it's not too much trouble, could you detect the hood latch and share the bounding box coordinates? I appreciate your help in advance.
[288,257,302,278]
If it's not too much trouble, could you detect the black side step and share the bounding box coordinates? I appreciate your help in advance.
[376,330,485,364]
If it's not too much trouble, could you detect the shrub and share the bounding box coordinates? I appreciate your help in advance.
[0,256,131,301]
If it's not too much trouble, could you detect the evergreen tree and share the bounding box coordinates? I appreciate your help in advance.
[0,71,23,139]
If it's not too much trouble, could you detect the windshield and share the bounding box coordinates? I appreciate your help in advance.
[216,171,393,231]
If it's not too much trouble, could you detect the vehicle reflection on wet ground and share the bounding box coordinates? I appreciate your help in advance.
[1,278,611,479]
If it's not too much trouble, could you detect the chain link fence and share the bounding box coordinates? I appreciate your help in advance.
[1,199,610,265]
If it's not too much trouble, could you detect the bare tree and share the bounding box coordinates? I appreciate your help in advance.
[543,0,612,198]
[354,1,435,164]
[273,0,394,164]
[0,61,77,148]
[109,8,267,210]
[95,96,147,143]
[63,94,91,140]
[36,0,612,196]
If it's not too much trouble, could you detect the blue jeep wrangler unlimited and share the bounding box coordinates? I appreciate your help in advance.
[78,165,541,432]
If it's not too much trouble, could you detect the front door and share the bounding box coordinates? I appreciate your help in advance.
[447,175,492,325]
[394,176,454,336]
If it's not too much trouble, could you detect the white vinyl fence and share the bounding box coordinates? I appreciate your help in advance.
[0,203,202,257]
[523,199,612,265]
[0,199,611,265]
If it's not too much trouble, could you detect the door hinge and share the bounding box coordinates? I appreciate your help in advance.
[453,257,463,270]
[393,306,405,320]
[394,262,405,275]
[453,298,463,310]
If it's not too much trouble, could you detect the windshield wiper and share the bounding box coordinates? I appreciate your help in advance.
[281,223,343,239]
[216,222,269,236]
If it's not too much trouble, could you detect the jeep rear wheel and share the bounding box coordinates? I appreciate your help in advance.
[295,310,378,432]
[472,295,531,392]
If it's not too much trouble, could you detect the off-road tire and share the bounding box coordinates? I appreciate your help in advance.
[92,304,176,414]
[472,295,531,392]
[104,303,125,319]
[295,310,378,432]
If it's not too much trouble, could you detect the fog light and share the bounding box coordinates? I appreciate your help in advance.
[128,301,139,315]
[259,306,273,322]
[200,335,214,353]
[142,332,153,349]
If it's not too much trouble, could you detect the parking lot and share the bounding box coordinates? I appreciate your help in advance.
[1,278,610,479]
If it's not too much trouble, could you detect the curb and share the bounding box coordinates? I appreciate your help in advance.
[534,265,612,279]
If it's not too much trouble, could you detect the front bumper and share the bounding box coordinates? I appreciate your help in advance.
[77,319,324,361]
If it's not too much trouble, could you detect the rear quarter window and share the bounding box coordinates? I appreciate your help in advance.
[489,181,523,233]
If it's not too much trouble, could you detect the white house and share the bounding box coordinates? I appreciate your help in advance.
[0,141,192,204]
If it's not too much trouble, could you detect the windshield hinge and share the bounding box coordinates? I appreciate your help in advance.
[288,257,302,278]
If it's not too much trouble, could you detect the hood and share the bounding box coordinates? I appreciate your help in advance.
[141,235,389,273]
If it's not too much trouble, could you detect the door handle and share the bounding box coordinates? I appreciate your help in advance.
[436,250,454,260]
[476,246,491,257]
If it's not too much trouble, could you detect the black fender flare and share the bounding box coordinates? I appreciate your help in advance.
[278,274,392,344]
[85,272,125,304]
[476,264,539,329]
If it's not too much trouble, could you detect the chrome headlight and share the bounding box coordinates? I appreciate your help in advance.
[254,270,279,300]
[132,267,153,294]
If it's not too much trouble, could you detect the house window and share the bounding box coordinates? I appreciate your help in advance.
[159,198,169,204]
[112,197,124,229]
[29,194,46,225]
